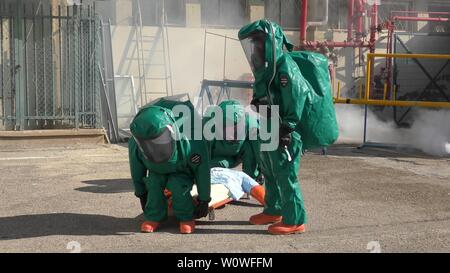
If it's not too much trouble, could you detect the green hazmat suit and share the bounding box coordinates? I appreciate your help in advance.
[238,20,308,225]
[206,100,260,179]
[128,98,211,222]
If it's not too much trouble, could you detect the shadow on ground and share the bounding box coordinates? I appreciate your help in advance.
[308,144,438,159]
[0,213,267,240]
[0,213,142,240]
[76,179,133,194]
[229,200,262,208]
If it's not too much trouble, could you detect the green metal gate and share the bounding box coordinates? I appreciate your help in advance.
[0,2,101,130]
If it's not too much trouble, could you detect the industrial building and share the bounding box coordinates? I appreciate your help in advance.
[1,0,449,141]
[0,0,449,253]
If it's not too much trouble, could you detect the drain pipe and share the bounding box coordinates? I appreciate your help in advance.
[369,2,378,51]
[300,0,330,47]
[355,0,365,42]
[347,0,354,42]
[300,0,308,47]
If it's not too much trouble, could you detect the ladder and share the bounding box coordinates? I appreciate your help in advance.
[135,0,173,107]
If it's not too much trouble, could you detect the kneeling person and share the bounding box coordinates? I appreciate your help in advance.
[129,102,211,234]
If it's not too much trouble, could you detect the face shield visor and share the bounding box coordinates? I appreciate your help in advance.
[134,125,175,163]
[224,125,238,142]
[240,31,266,72]
[214,124,240,143]
[223,118,246,143]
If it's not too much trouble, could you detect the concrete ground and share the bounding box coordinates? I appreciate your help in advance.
[0,143,449,253]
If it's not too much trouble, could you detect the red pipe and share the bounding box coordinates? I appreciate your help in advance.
[391,11,450,16]
[302,41,370,49]
[369,3,378,52]
[299,0,378,50]
[392,16,449,22]
[355,0,365,41]
[381,13,449,93]
[347,0,354,41]
[300,0,308,46]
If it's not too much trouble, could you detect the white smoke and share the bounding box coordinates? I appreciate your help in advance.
[400,109,450,156]
[335,105,450,156]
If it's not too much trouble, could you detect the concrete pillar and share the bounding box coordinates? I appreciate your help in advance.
[1,9,13,130]
[249,0,265,22]
[186,0,201,27]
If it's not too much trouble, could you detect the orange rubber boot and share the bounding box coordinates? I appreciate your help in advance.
[141,221,160,233]
[250,185,266,206]
[268,222,306,235]
[249,213,282,225]
[164,189,172,198]
[180,221,195,234]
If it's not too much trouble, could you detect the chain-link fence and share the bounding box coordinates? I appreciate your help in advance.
[0,3,102,131]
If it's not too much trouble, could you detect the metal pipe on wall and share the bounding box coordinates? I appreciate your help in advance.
[347,0,354,42]
[369,3,378,50]
[300,0,308,46]
[355,0,365,42]
[392,16,449,22]
[391,11,450,16]
[300,0,379,50]
[300,0,329,47]
[382,11,450,96]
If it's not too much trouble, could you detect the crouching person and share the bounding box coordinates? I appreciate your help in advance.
[128,103,211,234]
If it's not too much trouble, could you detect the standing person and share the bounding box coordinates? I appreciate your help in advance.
[128,99,211,234]
[238,20,309,235]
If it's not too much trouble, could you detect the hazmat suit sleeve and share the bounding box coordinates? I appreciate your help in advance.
[128,137,148,197]
[277,58,308,130]
[240,141,259,179]
[210,156,240,169]
[240,114,260,178]
[189,140,211,202]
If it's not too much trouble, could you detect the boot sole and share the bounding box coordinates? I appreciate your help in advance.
[141,229,156,233]
[268,229,305,235]
[250,220,281,225]
[249,217,282,225]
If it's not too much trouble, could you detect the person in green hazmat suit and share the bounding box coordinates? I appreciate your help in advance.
[238,20,308,235]
[206,100,262,183]
[128,98,211,234]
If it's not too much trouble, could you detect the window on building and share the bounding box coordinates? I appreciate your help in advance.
[201,0,247,28]
[165,0,186,26]
[131,0,185,26]
[328,0,348,30]
[265,0,301,30]
[132,0,162,26]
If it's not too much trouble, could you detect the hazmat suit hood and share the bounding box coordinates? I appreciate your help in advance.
[218,100,246,149]
[130,105,180,164]
[238,20,294,100]
[218,100,245,125]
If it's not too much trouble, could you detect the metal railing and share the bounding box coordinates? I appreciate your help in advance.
[334,52,450,149]
[334,53,450,109]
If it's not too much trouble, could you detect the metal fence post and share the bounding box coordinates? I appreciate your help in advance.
[14,0,25,130]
